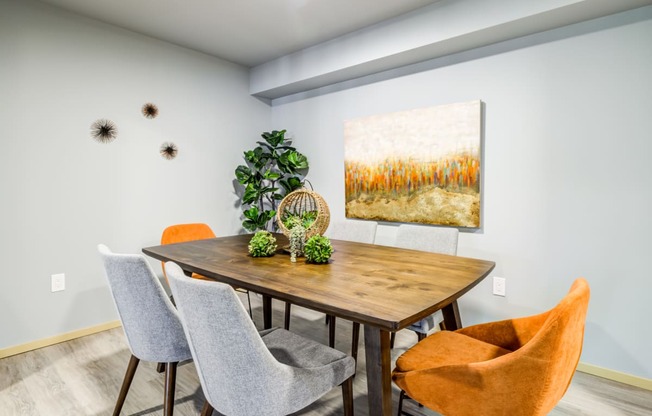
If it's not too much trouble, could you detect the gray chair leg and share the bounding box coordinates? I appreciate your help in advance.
[164,362,178,416]
[113,355,140,416]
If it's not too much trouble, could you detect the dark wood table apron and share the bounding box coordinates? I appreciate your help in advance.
[143,234,495,416]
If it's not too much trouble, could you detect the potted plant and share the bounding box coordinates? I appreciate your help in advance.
[304,235,333,264]
[235,130,309,232]
[289,224,306,263]
[248,231,278,257]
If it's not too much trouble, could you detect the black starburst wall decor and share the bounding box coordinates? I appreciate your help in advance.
[160,142,178,160]
[90,119,118,143]
[142,102,159,119]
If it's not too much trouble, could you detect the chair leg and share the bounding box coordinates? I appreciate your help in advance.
[341,377,354,416]
[113,355,140,416]
[439,320,446,331]
[325,314,330,325]
[157,362,166,373]
[163,362,178,416]
[417,332,427,342]
[390,331,396,349]
[351,322,360,367]
[284,302,292,330]
[328,315,336,348]
[201,400,214,416]
[398,390,422,415]
[246,290,253,319]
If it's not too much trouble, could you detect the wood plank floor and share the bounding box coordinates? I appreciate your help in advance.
[2,293,651,415]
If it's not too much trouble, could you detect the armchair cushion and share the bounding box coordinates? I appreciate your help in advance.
[394,331,511,374]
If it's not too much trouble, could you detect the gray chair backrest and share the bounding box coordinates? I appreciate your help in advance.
[166,262,298,415]
[97,244,190,363]
[395,224,459,255]
[326,220,377,244]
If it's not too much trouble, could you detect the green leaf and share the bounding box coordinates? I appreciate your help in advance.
[261,130,286,147]
[243,184,259,205]
[287,151,309,169]
[263,170,281,180]
[242,219,258,232]
[235,165,253,184]
[279,177,303,193]
[243,206,259,220]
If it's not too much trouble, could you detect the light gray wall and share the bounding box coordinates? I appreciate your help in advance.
[0,0,270,349]
[271,7,652,378]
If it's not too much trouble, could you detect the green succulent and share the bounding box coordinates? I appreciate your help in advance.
[289,224,306,263]
[304,235,333,264]
[282,209,318,230]
[248,231,277,257]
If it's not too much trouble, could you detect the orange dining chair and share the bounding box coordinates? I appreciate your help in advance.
[392,278,590,416]
[161,223,252,317]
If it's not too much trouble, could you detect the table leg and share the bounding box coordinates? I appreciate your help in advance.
[262,295,272,330]
[364,325,392,416]
[441,300,462,330]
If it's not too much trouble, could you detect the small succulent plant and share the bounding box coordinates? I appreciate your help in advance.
[248,231,277,257]
[282,210,317,230]
[289,224,306,263]
[304,235,333,264]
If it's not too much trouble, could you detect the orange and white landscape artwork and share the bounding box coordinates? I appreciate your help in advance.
[344,100,482,228]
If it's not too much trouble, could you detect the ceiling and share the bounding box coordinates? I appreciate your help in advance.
[36,0,441,67]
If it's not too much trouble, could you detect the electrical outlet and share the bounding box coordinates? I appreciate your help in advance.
[493,276,506,296]
[51,273,65,292]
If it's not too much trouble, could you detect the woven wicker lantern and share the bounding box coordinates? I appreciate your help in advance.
[276,188,330,239]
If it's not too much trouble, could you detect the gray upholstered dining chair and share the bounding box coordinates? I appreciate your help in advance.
[284,220,377,363]
[98,244,192,416]
[392,224,459,347]
[165,261,355,416]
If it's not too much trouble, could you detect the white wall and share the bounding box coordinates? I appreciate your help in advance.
[0,0,270,350]
[271,7,652,378]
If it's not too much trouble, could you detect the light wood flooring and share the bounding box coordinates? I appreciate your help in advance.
[2,293,651,415]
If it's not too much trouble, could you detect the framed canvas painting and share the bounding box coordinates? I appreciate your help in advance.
[344,100,483,228]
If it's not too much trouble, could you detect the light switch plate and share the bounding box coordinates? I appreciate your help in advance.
[493,276,506,296]
[51,273,65,292]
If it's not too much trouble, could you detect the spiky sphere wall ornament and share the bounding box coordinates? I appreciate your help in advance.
[90,119,118,143]
[160,142,178,160]
[142,102,159,119]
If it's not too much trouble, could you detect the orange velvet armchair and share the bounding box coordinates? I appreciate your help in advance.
[392,278,590,416]
[161,223,216,282]
[161,223,252,317]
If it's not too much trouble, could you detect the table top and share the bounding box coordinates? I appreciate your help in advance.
[143,234,495,331]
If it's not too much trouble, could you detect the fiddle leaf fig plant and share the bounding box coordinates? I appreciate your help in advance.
[235,130,308,232]
[248,231,278,257]
[304,235,333,264]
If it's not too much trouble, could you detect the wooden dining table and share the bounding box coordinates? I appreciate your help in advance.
[143,233,495,416]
